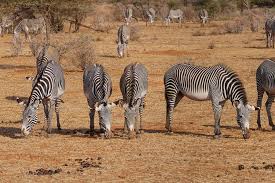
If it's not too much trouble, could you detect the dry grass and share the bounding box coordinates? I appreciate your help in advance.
[192,30,206,36]
[223,19,244,34]
[130,26,140,41]
[0,11,275,182]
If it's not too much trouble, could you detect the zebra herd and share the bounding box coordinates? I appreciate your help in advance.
[15,43,275,140]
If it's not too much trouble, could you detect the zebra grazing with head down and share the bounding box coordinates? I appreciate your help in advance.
[17,60,65,136]
[164,63,259,139]
[117,24,130,58]
[165,9,183,27]
[265,18,275,48]
[145,8,156,26]
[119,63,148,138]
[83,64,116,138]
[256,59,275,130]
[0,14,15,37]
[198,9,208,27]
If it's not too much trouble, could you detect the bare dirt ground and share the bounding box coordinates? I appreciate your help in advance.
[0,18,275,182]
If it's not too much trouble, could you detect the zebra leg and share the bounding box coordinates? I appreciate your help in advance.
[212,102,224,138]
[165,91,183,134]
[256,85,264,130]
[138,97,145,134]
[123,117,128,134]
[55,99,62,130]
[43,101,49,131]
[266,32,269,48]
[265,95,275,130]
[43,100,53,134]
[89,108,96,135]
[273,32,275,48]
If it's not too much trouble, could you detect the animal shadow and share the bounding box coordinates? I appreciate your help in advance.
[6,96,28,102]
[0,127,22,139]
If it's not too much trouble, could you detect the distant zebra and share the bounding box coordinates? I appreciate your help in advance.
[119,63,148,138]
[198,9,208,27]
[164,63,259,139]
[83,64,116,138]
[145,8,156,26]
[0,14,14,37]
[124,7,133,25]
[165,9,183,27]
[256,59,275,130]
[17,60,65,136]
[265,18,275,48]
[117,24,130,57]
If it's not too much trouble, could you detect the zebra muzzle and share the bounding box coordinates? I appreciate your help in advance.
[242,128,250,139]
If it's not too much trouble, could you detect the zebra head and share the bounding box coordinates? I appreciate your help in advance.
[123,99,141,131]
[17,98,39,136]
[234,100,260,139]
[95,102,116,137]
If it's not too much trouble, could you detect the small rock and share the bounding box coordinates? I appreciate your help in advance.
[238,165,244,170]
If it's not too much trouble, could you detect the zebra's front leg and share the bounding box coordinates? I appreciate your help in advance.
[256,87,264,130]
[55,99,62,130]
[43,100,54,134]
[265,96,275,130]
[89,108,96,135]
[138,97,145,134]
[212,102,224,138]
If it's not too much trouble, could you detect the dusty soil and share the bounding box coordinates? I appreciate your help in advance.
[0,18,275,182]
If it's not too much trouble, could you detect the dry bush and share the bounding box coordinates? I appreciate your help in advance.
[192,30,206,36]
[90,6,115,33]
[130,26,140,41]
[223,19,244,34]
[113,4,124,21]
[183,6,196,21]
[52,35,96,70]
[209,28,224,35]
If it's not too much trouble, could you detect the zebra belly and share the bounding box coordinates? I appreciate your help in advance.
[184,91,210,101]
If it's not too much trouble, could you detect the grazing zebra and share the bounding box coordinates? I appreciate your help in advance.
[265,18,275,48]
[164,63,259,139]
[124,7,133,25]
[83,64,116,138]
[256,59,275,130]
[17,60,65,136]
[0,14,15,37]
[145,8,156,26]
[165,9,183,27]
[198,9,208,27]
[119,63,148,138]
[117,24,130,58]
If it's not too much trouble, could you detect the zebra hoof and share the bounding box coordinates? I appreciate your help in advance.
[57,127,62,131]
[272,126,275,131]
[256,127,263,131]
[213,134,222,139]
[165,131,174,135]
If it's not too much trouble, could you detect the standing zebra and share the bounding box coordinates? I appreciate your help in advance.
[256,59,275,130]
[145,8,156,26]
[119,63,148,138]
[265,18,275,48]
[198,9,208,27]
[0,14,15,37]
[83,64,116,138]
[164,63,259,139]
[117,24,130,58]
[165,9,183,27]
[124,7,133,25]
[17,60,65,136]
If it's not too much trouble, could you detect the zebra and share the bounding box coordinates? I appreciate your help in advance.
[83,64,116,138]
[119,63,148,138]
[145,8,156,26]
[165,9,183,27]
[256,59,275,130]
[124,7,133,25]
[0,14,15,37]
[198,9,208,27]
[13,17,46,55]
[265,18,275,48]
[164,63,259,139]
[117,24,130,58]
[17,60,65,136]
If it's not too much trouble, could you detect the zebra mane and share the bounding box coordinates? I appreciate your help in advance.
[217,64,248,105]
[96,64,108,103]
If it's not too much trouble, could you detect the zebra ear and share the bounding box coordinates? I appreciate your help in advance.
[247,104,260,111]
[16,97,27,106]
[233,100,241,109]
[113,98,124,107]
[26,76,34,81]
[95,104,103,112]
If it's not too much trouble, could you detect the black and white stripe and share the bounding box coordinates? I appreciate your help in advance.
[198,9,208,27]
[164,63,258,139]
[117,24,130,58]
[256,59,275,130]
[83,64,114,137]
[20,60,65,135]
[265,18,275,48]
[120,63,148,137]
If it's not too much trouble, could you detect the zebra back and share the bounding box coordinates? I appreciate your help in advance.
[120,63,148,107]
[117,25,129,45]
[83,64,112,105]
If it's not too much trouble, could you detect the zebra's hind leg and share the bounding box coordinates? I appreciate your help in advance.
[265,95,275,130]
[165,92,184,134]
[89,108,96,136]
[55,99,62,130]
